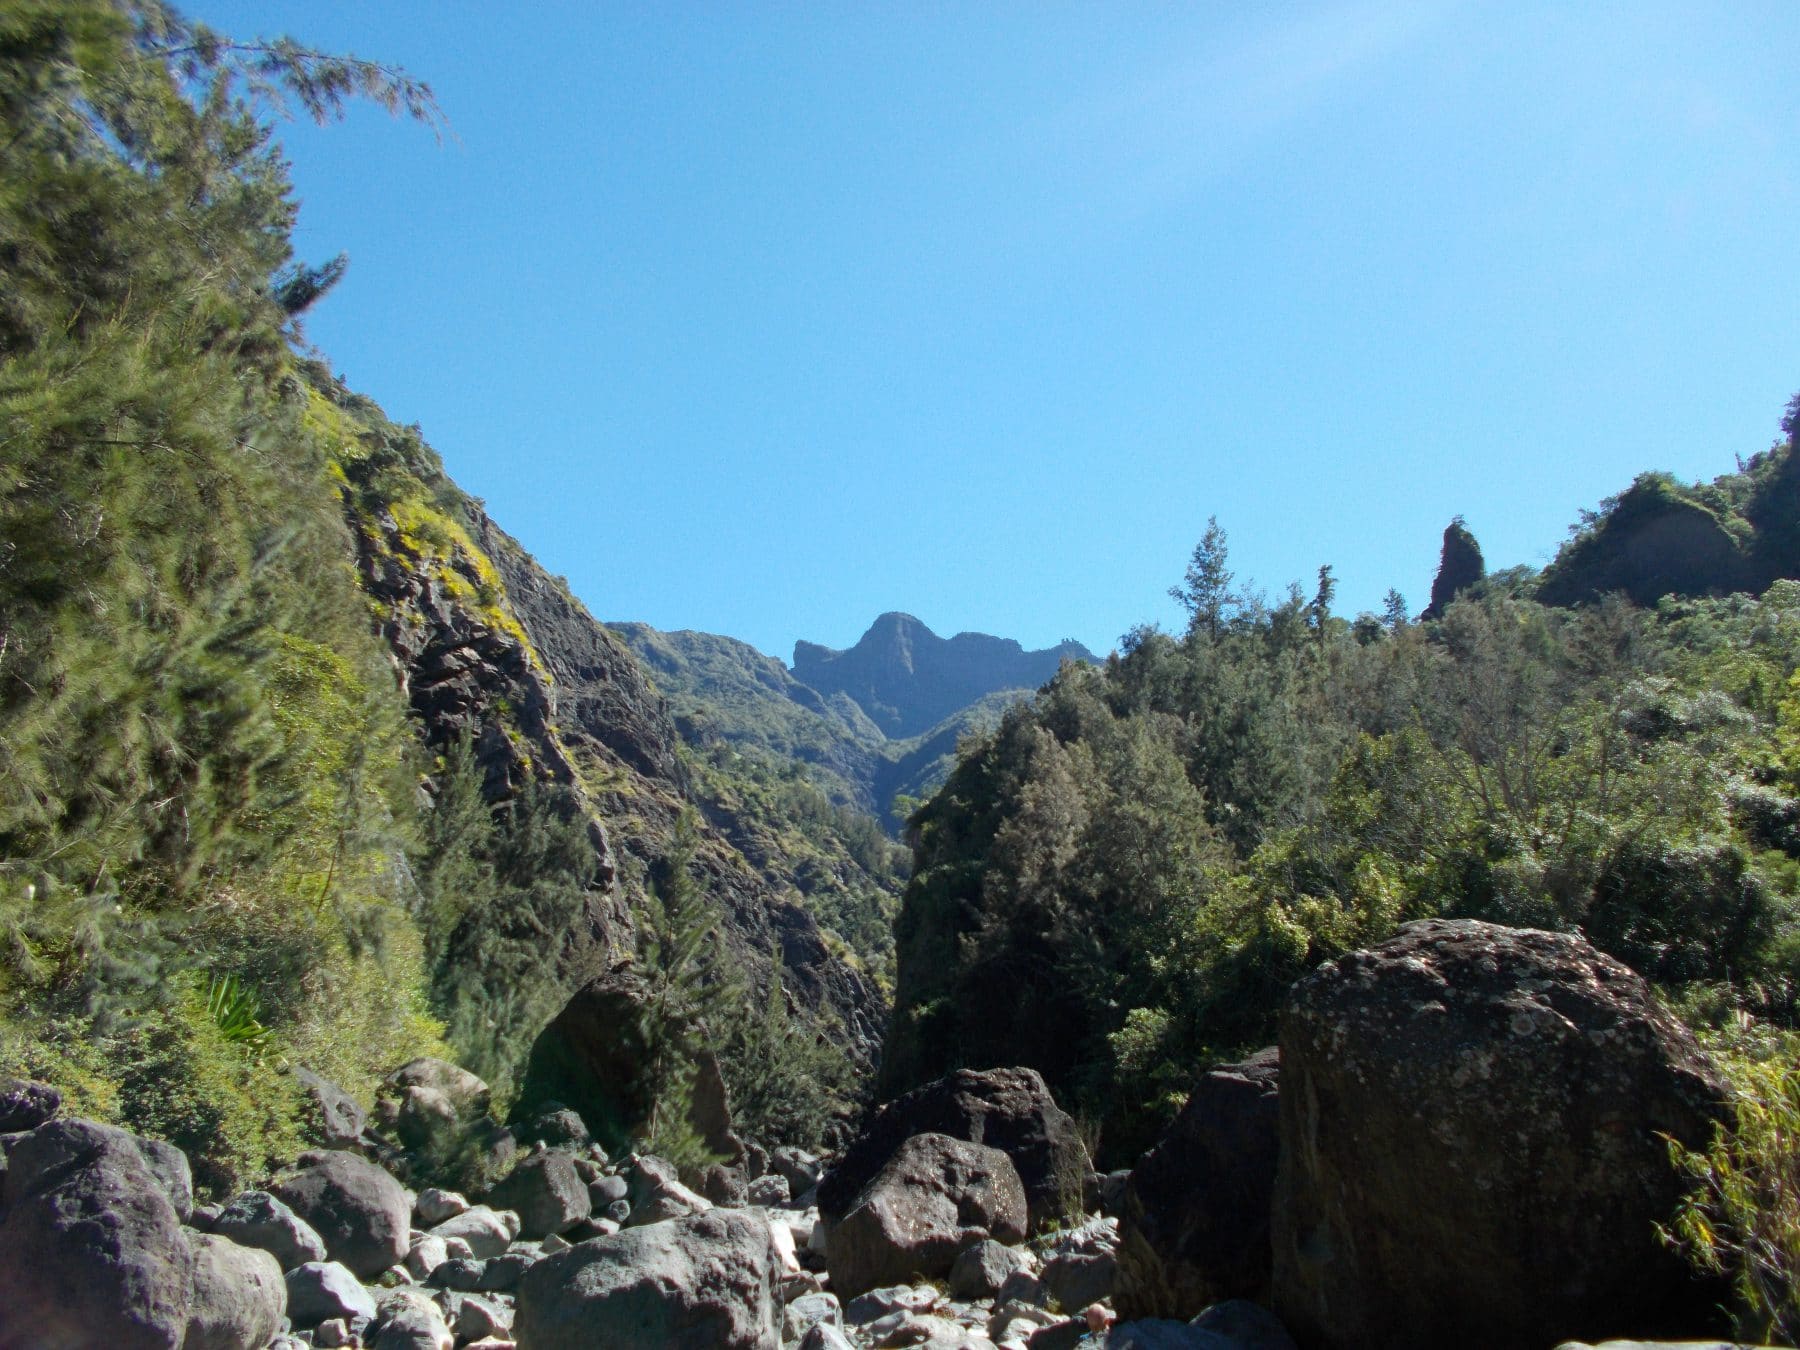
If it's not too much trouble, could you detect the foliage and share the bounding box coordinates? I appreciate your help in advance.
[721,963,858,1151]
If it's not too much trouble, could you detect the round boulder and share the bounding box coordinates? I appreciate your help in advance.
[271,1150,411,1279]
[483,1150,590,1239]
[1271,918,1731,1350]
[182,1231,286,1350]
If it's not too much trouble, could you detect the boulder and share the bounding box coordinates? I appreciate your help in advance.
[132,1134,194,1224]
[271,1150,412,1279]
[483,1150,590,1238]
[294,1068,367,1150]
[182,1231,287,1350]
[517,968,744,1159]
[785,1290,844,1343]
[747,1171,790,1206]
[368,1287,454,1350]
[950,1239,1036,1300]
[284,1260,378,1328]
[772,1145,823,1194]
[427,1204,512,1258]
[452,1292,513,1342]
[373,1059,491,1155]
[819,1068,1088,1234]
[1115,1047,1281,1319]
[414,1187,468,1225]
[212,1190,329,1270]
[0,1078,61,1132]
[828,1132,1028,1299]
[0,1118,196,1350]
[514,1208,783,1349]
[702,1161,749,1206]
[404,1233,449,1280]
[1272,918,1732,1350]
[623,1152,712,1226]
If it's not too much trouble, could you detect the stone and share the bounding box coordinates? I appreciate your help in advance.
[272,1150,412,1280]
[483,1150,589,1238]
[0,1078,61,1132]
[845,1285,941,1325]
[476,1249,536,1293]
[747,1171,790,1206]
[404,1233,449,1279]
[132,1133,194,1224]
[1116,1047,1280,1320]
[802,1325,858,1350]
[1097,1168,1131,1216]
[454,1292,514,1341]
[1039,1236,1117,1311]
[424,1257,486,1292]
[213,1189,329,1271]
[1272,918,1733,1350]
[295,1068,368,1150]
[702,1161,749,1206]
[829,1132,1028,1299]
[513,1208,783,1349]
[785,1290,844,1342]
[373,1059,492,1154]
[588,1172,628,1206]
[819,1068,1089,1235]
[623,1152,712,1226]
[182,1231,287,1350]
[0,1117,196,1350]
[1187,1300,1298,1350]
[414,1187,468,1226]
[284,1260,378,1328]
[772,1144,824,1194]
[368,1286,454,1350]
[517,1104,591,1151]
[428,1204,512,1258]
[189,1203,221,1230]
[952,1239,1037,1300]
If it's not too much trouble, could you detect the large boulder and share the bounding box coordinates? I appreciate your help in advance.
[284,1260,378,1328]
[514,1207,783,1349]
[1115,1047,1281,1319]
[827,1132,1028,1300]
[0,1118,196,1350]
[270,1150,411,1279]
[372,1059,491,1155]
[212,1190,328,1271]
[0,1078,61,1132]
[517,968,743,1159]
[483,1149,590,1239]
[1271,918,1732,1350]
[182,1231,286,1350]
[294,1068,367,1150]
[819,1067,1088,1234]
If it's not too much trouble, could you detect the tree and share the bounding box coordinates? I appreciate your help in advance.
[1311,564,1337,642]
[1170,517,1241,638]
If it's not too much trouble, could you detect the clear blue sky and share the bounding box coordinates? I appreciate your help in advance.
[202,1,1800,662]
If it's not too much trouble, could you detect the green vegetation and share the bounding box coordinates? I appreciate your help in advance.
[887,474,1800,1167]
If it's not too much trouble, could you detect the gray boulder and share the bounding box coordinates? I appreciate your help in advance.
[372,1059,492,1155]
[367,1287,453,1350]
[413,1187,467,1225]
[1116,1048,1281,1320]
[702,1161,749,1206]
[820,1067,1089,1234]
[802,1325,857,1350]
[1272,918,1732,1350]
[623,1152,712,1226]
[0,1117,196,1350]
[295,1068,367,1150]
[284,1260,378,1328]
[182,1231,286,1350]
[950,1239,1035,1300]
[212,1190,328,1270]
[271,1150,411,1279]
[771,1145,823,1194]
[427,1203,512,1258]
[452,1291,513,1341]
[0,1078,60,1132]
[828,1132,1028,1299]
[132,1134,194,1224]
[785,1290,844,1342]
[514,1208,783,1349]
[747,1172,790,1207]
[484,1149,590,1238]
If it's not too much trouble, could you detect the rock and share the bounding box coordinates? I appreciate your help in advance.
[404,1233,449,1279]
[951,1239,1036,1300]
[428,1204,512,1258]
[820,1068,1089,1234]
[786,1290,844,1342]
[454,1292,514,1341]
[1187,1300,1298,1350]
[414,1187,468,1226]
[802,1325,858,1350]
[190,1203,221,1230]
[295,1068,368,1150]
[1272,918,1732,1350]
[513,1208,783,1349]
[0,1078,60,1132]
[876,1312,996,1347]
[996,1268,1049,1308]
[1023,1320,1085,1350]
[1116,1048,1280,1319]
[1040,1249,1115,1314]
[702,1161,749,1206]
[373,1059,492,1155]
[483,1150,590,1238]
[272,1150,412,1280]
[0,1117,196,1350]
[368,1287,454,1350]
[132,1133,194,1224]
[516,1104,590,1151]
[588,1172,628,1206]
[424,1257,486,1292]
[284,1260,378,1328]
[213,1190,329,1271]
[829,1133,1028,1299]
[476,1249,536,1292]
[182,1231,286,1350]
[623,1152,712,1226]
[747,1171,790,1206]
[772,1145,824,1192]
[314,1318,359,1348]
[1098,1168,1131,1215]
[604,1197,631,1223]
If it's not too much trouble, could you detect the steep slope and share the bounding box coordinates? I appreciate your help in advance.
[793,612,1097,739]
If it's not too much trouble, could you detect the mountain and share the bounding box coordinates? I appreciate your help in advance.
[793,613,1098,740]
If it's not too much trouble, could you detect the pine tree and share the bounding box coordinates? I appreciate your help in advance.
[1170,517,1241,638]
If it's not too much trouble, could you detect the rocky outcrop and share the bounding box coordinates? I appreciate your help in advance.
[827,1132,1028,1299]
[820,1067,1090,1234]
[514,1208,784,1349]
[1271,918,1731,1350]
[1115,1047,1281,1319]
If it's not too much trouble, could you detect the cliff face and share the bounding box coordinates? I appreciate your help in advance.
[323,376,886,1068]
[793,612,1097,740]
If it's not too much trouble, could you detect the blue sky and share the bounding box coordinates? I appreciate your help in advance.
[203,1,1800,661]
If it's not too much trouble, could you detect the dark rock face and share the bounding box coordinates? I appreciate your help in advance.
[1271,918,1731,1350]
[826,1132,1028,1300]
[483,1150,590,1239]
[0,1118,196,1350]
[270,1151,411,1280]
[1115,1047,1281,1319]
[181,1231,286,1350]
[514,1208,782,1350]
[792,612,1096,741]
[1422,517,1485,620]
[819,1067,1090,1234]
